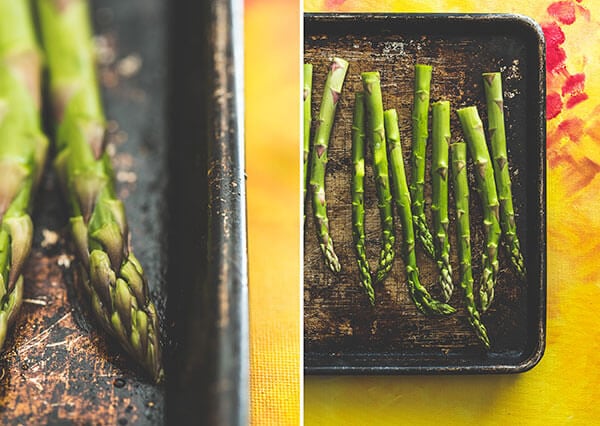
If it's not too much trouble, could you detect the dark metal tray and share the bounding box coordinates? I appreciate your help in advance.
[0,0,247,424]
[304,13,546,374]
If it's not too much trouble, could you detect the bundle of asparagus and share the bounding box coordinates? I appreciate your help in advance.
[0,0,48,349]
[37,0,163,382]
[304,56,526,347]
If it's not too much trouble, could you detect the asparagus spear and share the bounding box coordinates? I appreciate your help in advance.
[310,57,348,273]
[482,72,526,279]
[303,63,312,220]
[37,0,162,381]
[0,0,48,349]
[431,101,453,301]
[361,71,395,284]
[409,64,435,259]
[457,106,501,312]
[385,109,455,316]
[351,92,374,305]
[451,142,490,347]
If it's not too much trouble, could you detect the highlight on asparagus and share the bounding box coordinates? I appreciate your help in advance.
[482,72,526,279]
[457,106,501,312]
[409,64,435,259]
[309,57,348,273]
[451,142,490,347]
[37,0,162,382]
[385,108,455,316]
[431,101,453,301]
[361,71,395,284]
[0,0,49,349]
[303,63,312,220]
[351,92,374,305]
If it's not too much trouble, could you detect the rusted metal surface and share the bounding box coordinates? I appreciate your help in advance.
[304,14,545,374]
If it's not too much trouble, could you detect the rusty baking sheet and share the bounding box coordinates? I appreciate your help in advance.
[304,13,546,374]
[0,0,248,424]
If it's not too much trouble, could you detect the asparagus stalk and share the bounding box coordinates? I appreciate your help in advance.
[310,58,348,273]
[0,0,48,349]
[361,71,395,284]
[409,64,435,258]
[457,106,501,312]
[431,101,453,301]
[351,92,374,305]
[451,142,490,347]
[37,0,162,381]
[385,109,455,316]
[482,72,526,279]
[309,57,348,273]
[303,63,312,220]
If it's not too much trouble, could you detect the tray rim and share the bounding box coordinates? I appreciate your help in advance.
[303,12,547,376]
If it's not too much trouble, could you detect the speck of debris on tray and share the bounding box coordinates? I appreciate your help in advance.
[117,54,143,78]
[40,229,59,248]
[117,171,137,184]
[57,254,73,268]
[94,34,117,66]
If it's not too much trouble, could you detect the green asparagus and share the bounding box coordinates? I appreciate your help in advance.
[457,106,501,312]
[310,57,348,273]
[361,71,395,284]
[482,72,526,279]
[351,92,374,305]
[409,64,435,258]
[385,109,455,316]
[431,101,453,301]
[0,0,48,349]
[303,63,312,220]
[38,0,162,381]
[451,142,490,347]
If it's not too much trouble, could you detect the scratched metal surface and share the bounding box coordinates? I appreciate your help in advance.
[304,14,545,374]
[0,1,166,423]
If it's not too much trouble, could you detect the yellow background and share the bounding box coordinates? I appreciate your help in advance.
[246,0,600,424]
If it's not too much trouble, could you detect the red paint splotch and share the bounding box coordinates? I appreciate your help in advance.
[548,1,577,24]
[562,73,585,96]
[542,22,567,73]
[566,92,589,109]
[325,0,346,8]
[557,117,585,142]
[547,92,563,120]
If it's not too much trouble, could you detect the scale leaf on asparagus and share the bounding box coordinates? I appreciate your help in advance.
[37,0,163,381]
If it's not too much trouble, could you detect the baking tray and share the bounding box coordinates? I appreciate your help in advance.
[0,0,248,424]
[304,13,546,374]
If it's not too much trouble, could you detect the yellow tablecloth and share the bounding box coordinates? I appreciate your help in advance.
[302,0,600,424]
